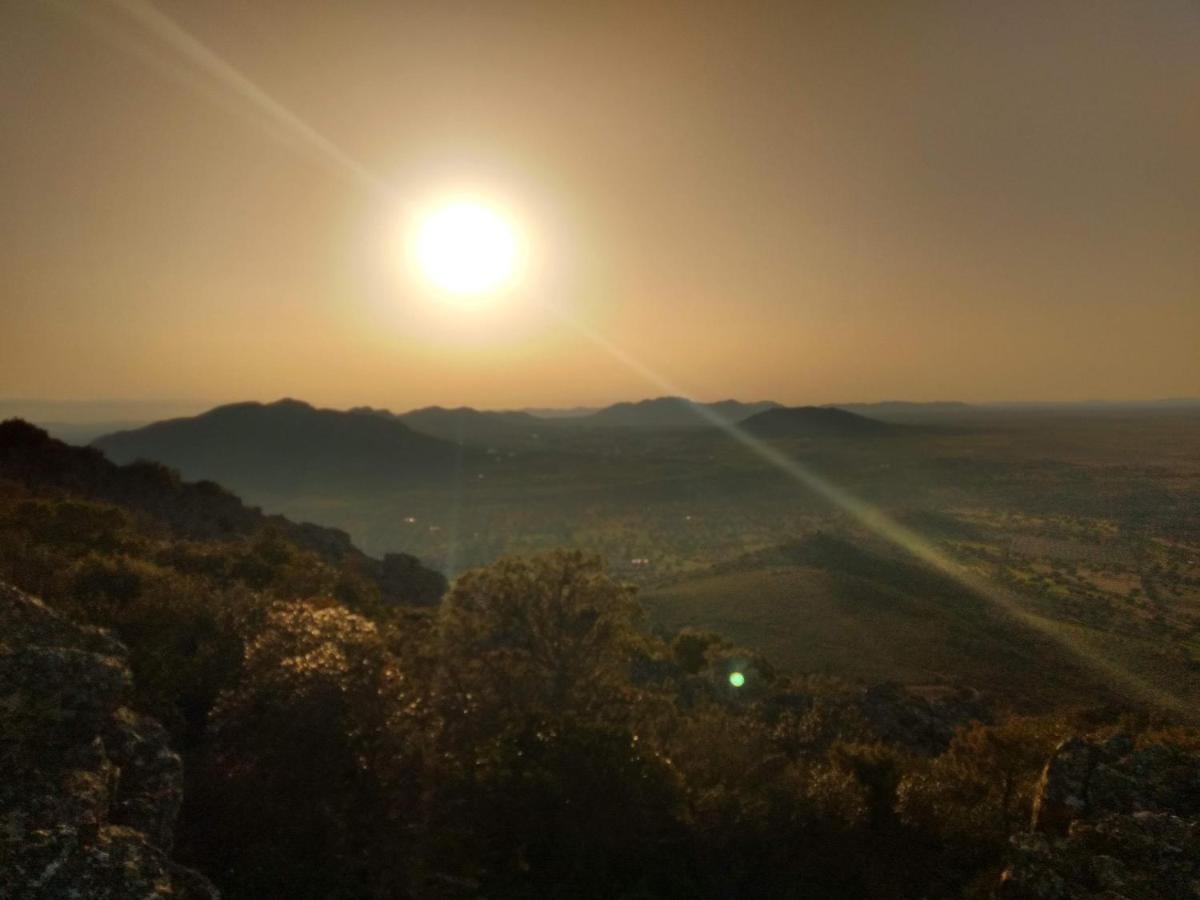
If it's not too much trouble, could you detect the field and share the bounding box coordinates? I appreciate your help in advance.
[251,407,1200,712]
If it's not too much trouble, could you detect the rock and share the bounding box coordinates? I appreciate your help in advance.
[0,582,218,899]
[1000,734,1200,899]
[1029,736,1098,836]
[859,681,990,755]
[1030,733,1200,836]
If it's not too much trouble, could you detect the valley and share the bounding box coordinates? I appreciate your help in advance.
[89,398,1200,715]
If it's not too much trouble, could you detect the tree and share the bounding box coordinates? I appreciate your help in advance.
[432,550,645,727]
[418,551,684,897]
[192,600,405,899]
[895,716,1069,893]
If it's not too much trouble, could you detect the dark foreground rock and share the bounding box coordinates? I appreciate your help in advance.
[858,681,990,755]
[0,582,218,899]
[999,733,1200,899]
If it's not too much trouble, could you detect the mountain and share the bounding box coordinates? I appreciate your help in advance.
[739,405,893,438]
[395,405,549,446]
[0,418,446,605]
[579,396,779,429]
[37,420,152,446]
[521,406,601,419]
[92,399,465,496]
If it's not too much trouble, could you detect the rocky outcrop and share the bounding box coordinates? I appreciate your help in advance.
[858,682,989,755]
[0,583,218,899]
[999,733,1200,899]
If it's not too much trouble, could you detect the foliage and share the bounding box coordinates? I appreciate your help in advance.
[4,427,1194,899]
[895,717,1072,893]
[187,601,400,898]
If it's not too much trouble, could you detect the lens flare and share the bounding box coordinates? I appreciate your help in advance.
[74,0,1195,722]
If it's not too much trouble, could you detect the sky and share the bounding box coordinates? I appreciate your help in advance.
[2,0,1198,413]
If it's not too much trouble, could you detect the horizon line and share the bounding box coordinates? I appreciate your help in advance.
[3,393,1200,425]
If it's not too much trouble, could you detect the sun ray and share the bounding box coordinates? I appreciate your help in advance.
[49,0,394,196]
[550,309,1195,719]
[56,0,1196,720]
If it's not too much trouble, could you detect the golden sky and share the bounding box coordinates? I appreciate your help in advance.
[2,0,1198,410]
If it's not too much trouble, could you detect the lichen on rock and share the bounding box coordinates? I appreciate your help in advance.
[1000,733,1200,899]
[0,583,218,899]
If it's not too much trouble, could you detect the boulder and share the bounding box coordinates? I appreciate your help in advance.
[859,681,989,755]
[0,583,217,899]
[1000,733,1200,899]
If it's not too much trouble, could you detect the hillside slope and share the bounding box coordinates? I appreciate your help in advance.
[739,405,894,438]
[395,405,547,445]
[642,534,1103,710]
[2,419,446,606]
[93,399,466,495]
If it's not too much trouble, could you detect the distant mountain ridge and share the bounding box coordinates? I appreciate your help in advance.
[740,405,893,438]
[829,401,970,420]
[92,399,467,497]
[578,396,779,428]
[520,406,600,419]
[394,405,546,445]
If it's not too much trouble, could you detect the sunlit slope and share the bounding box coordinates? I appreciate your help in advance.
[641,534,1135,710]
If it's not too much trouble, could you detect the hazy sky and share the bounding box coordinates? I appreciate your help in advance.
[2,0,1198,411]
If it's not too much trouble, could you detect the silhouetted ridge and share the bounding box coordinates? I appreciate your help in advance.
[581,396,779,428]
[397,405,544,444]
[740,405,893,437]
[92,399,466,494]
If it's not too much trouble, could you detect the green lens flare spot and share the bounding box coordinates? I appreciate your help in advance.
[728,671,745,688]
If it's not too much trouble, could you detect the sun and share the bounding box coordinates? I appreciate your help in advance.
[413,202,520,296]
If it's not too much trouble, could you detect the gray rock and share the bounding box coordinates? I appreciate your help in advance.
[1001,734,1200,899]
[0,582,218,899]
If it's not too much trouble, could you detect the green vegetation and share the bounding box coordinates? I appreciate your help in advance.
[5,419,1200,898]
[247,405,1200,715]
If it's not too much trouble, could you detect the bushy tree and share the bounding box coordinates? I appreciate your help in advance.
[670,627,731,674]
[417,551,684,897]
[433,550,644,722]
[190,600,406,898]
[897,717,1068,841]
[895,716,1069,894]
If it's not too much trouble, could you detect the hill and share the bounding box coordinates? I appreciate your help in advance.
[642,533,1104,709]
[580,396,779,429]
[739,405,894,438]
[394,405,548,446]
[520,405,600,418]
[0,419,446,606]
[93,399,466,496]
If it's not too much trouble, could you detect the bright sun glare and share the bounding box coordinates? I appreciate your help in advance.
[414,202,519,296]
